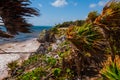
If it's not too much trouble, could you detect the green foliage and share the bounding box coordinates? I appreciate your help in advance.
[47,46,52,52]
[54,20,85,28]
[94,0,120,61]
[66,68,71,73]
[75,20,86,26]
[22,54,42,67]
[50,27,59,34]
[86,11,100,23]
[13,53,74,80]
[18,67,47,80]
[6,39,76,80]
[7,61,24,77]
[67,23,107,79]
[55,21,72,28]
[101,62,120,80]
[8,61,19,70]
[96,0,120,27]
[53,68,62,77]
[58,51,64,58]
[7,1,120,80]
[59,41,70,47]
[77,23,101,43]
[67,23,104,53]
[46,57,57,66]
[65,68,74,77]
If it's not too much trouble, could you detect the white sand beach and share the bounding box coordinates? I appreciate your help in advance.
[0,38,40,79]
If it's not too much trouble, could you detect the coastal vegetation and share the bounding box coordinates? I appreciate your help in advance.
[54,20,85,28]
[1,0,120,80]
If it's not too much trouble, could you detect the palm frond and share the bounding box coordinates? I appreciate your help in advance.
[0,0,39,37]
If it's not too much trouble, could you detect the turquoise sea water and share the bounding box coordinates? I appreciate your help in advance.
[0,26,52,44]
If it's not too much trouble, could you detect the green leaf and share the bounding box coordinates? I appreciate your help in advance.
[53,68,61,77]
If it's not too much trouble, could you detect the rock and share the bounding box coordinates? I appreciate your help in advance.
[56,39,61,44]
[37,30,47,43]
[36,42,50,54]
[37,30,56,43]
[59,35,66,41]
[51,43,58,51]
[56,35,66,44]
[36,30,66,54]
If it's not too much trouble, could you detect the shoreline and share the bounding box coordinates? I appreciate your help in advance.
[0,38,40,52]
[0,38,40,79]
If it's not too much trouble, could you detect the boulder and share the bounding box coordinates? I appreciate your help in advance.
[37,30,56,43]
[36,42,50,54]
[51,43,58,51]
[56,35,66,44]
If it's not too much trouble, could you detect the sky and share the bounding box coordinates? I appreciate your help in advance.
[29,0,109,26]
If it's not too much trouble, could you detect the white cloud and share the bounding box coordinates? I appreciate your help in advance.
[73,3,78,6]
[98,1,106,6]
[89,4,97,8]
[38,3,42,7]
[89,0,108,8]
[51,0,68,7]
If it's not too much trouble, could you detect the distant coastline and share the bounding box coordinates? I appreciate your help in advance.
[0,26,52,44]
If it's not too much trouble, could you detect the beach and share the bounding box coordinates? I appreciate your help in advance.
[0,26,51,79]
[0,38,40,79]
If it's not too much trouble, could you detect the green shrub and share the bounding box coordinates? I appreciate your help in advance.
[8,61,19,70]
[50,27,58,34]
[22,54,42,67]
[17,67,47,80]
[45,57,57,66]
[101,62,120,80]
[53,68,62,77]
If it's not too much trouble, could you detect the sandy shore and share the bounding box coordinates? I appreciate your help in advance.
[0,38,40,79]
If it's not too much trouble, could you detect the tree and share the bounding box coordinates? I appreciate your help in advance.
[74,20,85,26]
[94,0,120,61]
[54,20,85,28]
[67,23,106,78]
[0,0,39,38]
[86,11,100,23]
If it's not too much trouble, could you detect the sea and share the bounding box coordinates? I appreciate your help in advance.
[0,26,52,44]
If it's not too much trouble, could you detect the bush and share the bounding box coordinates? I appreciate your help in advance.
[18,67,47,80]
[101,62,120,80]
[8,61,19,70]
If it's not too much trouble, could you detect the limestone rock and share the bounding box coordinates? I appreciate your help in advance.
[36,42,50,54]
[37,30,56,43]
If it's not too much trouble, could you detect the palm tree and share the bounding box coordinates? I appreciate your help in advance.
[0,0,39,38]
[94,0,120,61]
[67,23,106,78]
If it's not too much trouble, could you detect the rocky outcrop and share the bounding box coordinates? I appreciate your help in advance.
[36,31,66,54]
[36,29,58,54]
[36,42,50,54]
[37,30,56,43]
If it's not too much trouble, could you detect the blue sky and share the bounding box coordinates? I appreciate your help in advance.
[29,0,109,26]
